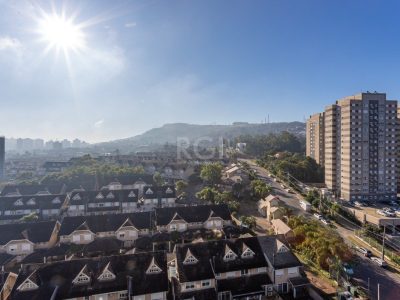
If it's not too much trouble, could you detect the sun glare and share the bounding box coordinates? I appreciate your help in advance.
[38,13,85,54]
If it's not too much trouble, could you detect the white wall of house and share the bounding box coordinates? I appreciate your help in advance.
[1,240,34,255]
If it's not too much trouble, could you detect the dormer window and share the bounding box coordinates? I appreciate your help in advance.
[106,192,114,199]
[183,249,198,265]
[128,191,136,198]
[27,198,36,205]
[72,194,81,201]
[73,265,91,285]
[277,244,289,253]
[52,197,61,204]
[14,199,24,206]
[165,187,173,194]
[223,246,238,262]
[145,188,153,195]
[17,278,38,291]
[146,257,162,274]
[276,240,289,253]
[96,193,104,199]
[97,262,116,282]
[241,244,255,259]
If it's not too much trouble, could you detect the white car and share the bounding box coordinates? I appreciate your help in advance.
[355,246,372,257]
[314,213,322,220]
[320,218,330,225]
[354,201,364,207]
[377,209,386,216]
[371,257,388,268]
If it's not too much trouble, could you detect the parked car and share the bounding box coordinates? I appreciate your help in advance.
[314,213,322,220]
[354,201,364,207]
[285,188,293,193]
[342,263,354,276]
[371,257,388,268]
[355,246,372,257]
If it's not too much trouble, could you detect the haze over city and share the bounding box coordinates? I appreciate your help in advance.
[2,0,400,142]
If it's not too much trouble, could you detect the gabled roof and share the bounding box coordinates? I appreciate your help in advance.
[59,212,152,236]
[76,221,91,231]
[142,185,176,199]
[69,189,139,207]
[10,252,168,299]
[155,204,231,226]
[0,221,57,245]
[0,184,66,197]
[271,219,293,235]
[175,237,267,282]
[257,235,302,269]
[0,194,66,217]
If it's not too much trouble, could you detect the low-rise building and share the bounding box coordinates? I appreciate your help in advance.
[172,236,273,300]
[258,235,307,297]
[0,194,66,223]
[10,252,169,300]
[258,195,281,220]
[59,212,152,246]
[66,188,140,216]
[142,186,177,210]
[0,221,60,256]
[155,204,232,233]
[270,219,295,241]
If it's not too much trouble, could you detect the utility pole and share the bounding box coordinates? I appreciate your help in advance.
[381,226,386,261]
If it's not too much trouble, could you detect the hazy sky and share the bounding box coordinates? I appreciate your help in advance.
[1,0,400,142]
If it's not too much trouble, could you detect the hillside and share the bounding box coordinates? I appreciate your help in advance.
[93,122,305,153]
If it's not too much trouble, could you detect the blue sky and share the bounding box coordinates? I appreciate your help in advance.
[0,0,400,142]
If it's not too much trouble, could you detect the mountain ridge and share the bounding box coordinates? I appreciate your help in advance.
[93,122,305,153]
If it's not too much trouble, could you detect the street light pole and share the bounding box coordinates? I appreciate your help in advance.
[381,225,386,261]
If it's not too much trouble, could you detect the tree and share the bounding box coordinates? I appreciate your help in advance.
[175,180,188,195]
[240,216,257,229]
[19,212,39,222]
[251,179,272,199]
[196,187,219,203]
[153,172,164,187]
[200,163,223,186]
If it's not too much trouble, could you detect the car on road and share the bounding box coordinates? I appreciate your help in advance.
[285,188,293,193]
[342,262,354,276]
[371,257,388,268]
[313,213,322,220]
[377,209,396,217]
[320,218,330,225]
[355,246,372,257]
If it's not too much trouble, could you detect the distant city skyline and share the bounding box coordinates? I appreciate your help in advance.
[2,0,400,142]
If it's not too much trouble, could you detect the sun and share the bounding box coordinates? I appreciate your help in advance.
[38,13,86,54]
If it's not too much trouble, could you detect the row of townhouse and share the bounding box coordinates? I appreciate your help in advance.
[172,236,307,300]
[6,236,308,300]
[0,185,177,222]
[0,204,232,256]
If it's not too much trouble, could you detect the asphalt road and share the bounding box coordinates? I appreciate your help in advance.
[243,159,307,215]
[241,159,400,300]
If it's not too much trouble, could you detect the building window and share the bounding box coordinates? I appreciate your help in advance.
[185,283,195,290]
[201,280,211,287]
[218,291,231,300]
